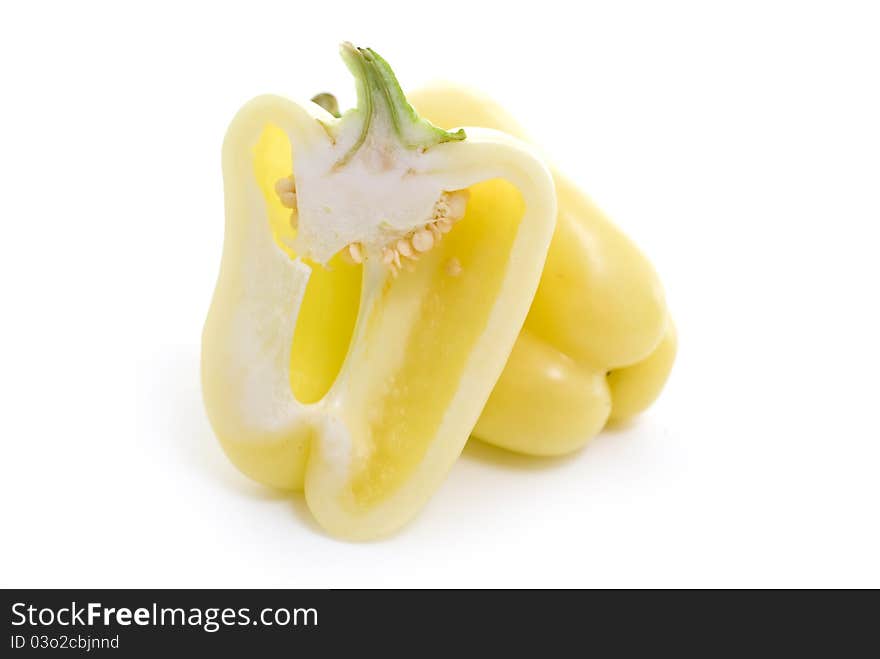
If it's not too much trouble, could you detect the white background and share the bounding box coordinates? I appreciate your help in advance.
[2,1,878,588]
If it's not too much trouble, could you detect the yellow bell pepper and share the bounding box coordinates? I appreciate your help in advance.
[410,86,677,456]
[201,44,556,539]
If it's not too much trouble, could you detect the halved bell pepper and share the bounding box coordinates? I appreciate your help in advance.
[201,45,556,539]
[409,86,677,456]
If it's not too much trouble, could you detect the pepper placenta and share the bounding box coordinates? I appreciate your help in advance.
[409,86,677,456]
[201,45,556,539]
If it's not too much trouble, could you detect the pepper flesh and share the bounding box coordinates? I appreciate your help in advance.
[201,46,556,539]
[409,86,677,456]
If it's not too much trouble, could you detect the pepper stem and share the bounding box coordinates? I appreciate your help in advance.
[335,42,465,166]
[311,92,341,118]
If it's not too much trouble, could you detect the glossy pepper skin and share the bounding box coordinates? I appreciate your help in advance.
[410,86,677,456]
[202,46,556,539]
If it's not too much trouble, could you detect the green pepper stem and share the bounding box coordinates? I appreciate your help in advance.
[311,93,341,118]
[335,42,465,167]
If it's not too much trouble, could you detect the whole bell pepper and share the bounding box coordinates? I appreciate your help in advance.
[202,44,556,539]
[409,86,677,456]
